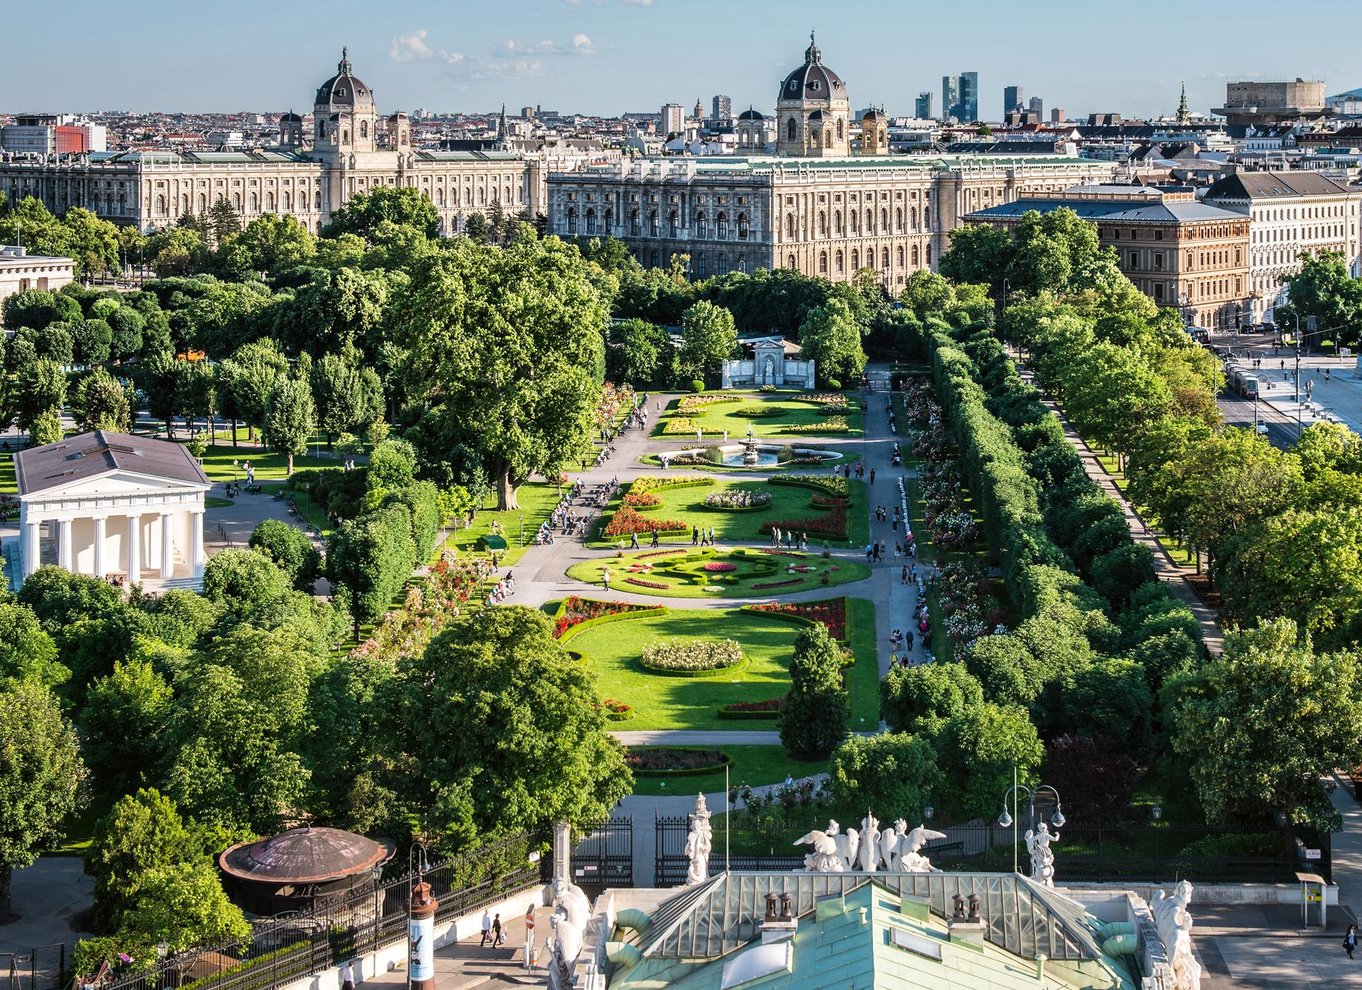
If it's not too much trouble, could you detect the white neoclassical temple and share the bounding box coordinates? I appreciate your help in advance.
[15,431,211,590]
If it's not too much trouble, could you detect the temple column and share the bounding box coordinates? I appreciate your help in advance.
[92,516,107,579]
[160,512,174,579]
[127,514,142,583]
[57,518,73,571]
[191,510,205,580]
[22,520,40,579]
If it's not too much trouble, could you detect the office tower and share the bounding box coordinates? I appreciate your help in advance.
[1029,96,1043,118]
[942,75,959,121]
[712,94,732,120]
[1050,107,1065,124]
[915,91,934,119]
[1004,85,1023,114]
[660,103,684,134]
[953,71,978,122]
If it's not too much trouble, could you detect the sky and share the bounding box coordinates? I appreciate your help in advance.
[3,0,1355,121]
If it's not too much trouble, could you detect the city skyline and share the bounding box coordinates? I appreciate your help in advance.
[2,0,1354,121]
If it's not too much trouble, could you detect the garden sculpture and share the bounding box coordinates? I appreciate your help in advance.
[1154,880,1201,990]
[1025,821,1059,887]
[897,824,949,873]
[858,813,881,872]
[684,793,713,885]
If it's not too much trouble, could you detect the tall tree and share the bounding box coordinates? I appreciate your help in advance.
[778,624,850,758]
[322,187,441,240]
[0,682,85,921]
[797,297,867,385]
[310,351,383,446]
[217,338,288,444]
[678,300,738,384]
[261,374,315,476]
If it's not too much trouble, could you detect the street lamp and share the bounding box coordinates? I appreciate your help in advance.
[407,841,434,990]
[997,765,1065,877]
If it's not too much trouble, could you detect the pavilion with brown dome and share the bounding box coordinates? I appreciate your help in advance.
[219,826,394,915]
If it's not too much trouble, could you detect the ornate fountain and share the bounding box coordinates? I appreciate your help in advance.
[742,425,761,465]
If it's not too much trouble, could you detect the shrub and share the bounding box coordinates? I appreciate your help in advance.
[782,417,850,434]
[826,378,841,390]
[749,598,847,640]
[770,474,848,498]
[705,445,726,464]
[718,698,784,720]
[552,596,656,639]
[662,416,699,435]
[779,624,849,758]
[640,638,743,673]
[759,383,776,392]
[630,476,715,495]
[701,562,738,572]
[777,445,797,463]
[625,747,730,774]
[690,379,706,393]
[760,505,848,539]
[678,394,741,413]
[248,519,321,591]
[735,404,782,418]
[602,506,689,537]
[830,733,941,815]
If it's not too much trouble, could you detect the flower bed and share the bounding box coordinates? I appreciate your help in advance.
[625,576,670,589]
[751,578,805,590]
[805,393,846,406]
[678,394,741,413]
[748,598,847,641]
[702,489,772,509]
[717,698,784,720]
[701,561,738,572]
[595,698,634,722]
[661,416,699,435]
[640,638,743,673]
[350,554,481,662]
[622,492,662,509]
[637,548,687,559]
[781,417,850,434]
[759,505,848,539]
[603,506,689,537]
[625,747,732,776]
[553,596,656,639]
[770,474,848,498]
[733,404,783,417]
[630,476,715,495]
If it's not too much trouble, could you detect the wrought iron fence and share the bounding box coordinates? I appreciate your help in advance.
[94,833,544,990]
[569,818,633,896]
[1,945,70,990]
[655,814,1314,888]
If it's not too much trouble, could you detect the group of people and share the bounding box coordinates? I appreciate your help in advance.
[485,570,516,604]
[691,525,719,547]
[769,526,810,550]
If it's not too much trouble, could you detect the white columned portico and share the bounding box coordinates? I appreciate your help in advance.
[92,516,107,579]
[22,520,39,579]
[160,512,174,580]
[57,518,73,570]
[190,510,205,580]
[127,514,142,583]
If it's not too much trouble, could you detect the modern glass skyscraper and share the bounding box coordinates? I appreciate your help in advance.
[959,71,979,122]
[942,75,959,121]
[1004,85,1023,114]
[915,91,933,119]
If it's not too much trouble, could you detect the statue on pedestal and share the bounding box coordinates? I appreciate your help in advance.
[794,820,854,872]
[1154,880,1202,990]
[895,823,949,873]
[684,794,713,885]
[858,814,881,872]
[1025,821,1058,886]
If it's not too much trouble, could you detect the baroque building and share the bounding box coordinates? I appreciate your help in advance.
[547,40,1119,286]
[0,51,588,236]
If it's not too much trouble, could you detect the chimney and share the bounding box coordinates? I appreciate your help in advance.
[760,889,798,945]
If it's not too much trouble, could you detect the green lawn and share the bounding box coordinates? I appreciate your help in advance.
[0,452,14,495]
[654,393,863,440]
[591,478,867,548]
[628,746,828,797]
[439,481,560,569]
[199,444,341,484]
[567,547,869,598]
[562,597,879,731]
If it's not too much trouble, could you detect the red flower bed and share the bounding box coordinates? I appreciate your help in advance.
[553,596,654,639]
[702,562,738,572]
[603,505,688,537]
[623,492,662,508]
[751,578,804,590]
[638,548,687,559]
[593,698,633,720]
[760,549,808,559]
[759,505,848,539]
[625,576,670,589]
[751,598,848,640]
[725,698,784,713]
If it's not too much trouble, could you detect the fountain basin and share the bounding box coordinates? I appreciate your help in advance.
[657,444,842,468]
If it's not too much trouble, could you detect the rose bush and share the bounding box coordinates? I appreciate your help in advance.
[641,638,743,672]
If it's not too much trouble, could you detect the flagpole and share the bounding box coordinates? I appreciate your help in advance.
[725,764,730,873]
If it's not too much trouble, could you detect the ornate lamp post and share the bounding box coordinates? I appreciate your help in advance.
[997,766,1065,883]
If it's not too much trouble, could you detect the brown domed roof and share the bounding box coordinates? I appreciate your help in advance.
[779,33,845,104]
[219,827,393,885]
[314,48,374,111]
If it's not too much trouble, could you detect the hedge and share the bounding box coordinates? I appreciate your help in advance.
[628,751,734,776]
[556,605,667,644]
[769,474,849,498]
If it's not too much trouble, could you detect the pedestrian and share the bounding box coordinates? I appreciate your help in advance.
[245,461,254,486]
[692,525,700,546]
[340,960,356,990]
[865,543,873,562]
[651,528,660,548]
[801,531,808,550]
[630,531,639,549]
[901,565,908,584]
[869,467,876,485]
[709,526,717,545]
[1346,923,1357,959]
[493,913,504,947]
[772,525,781,548]
[601,566,611,591]
[481,908,493,947]
[697,428,703,442]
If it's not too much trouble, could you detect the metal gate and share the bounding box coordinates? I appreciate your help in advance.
[0,945,70,990]
[570,817,633,895]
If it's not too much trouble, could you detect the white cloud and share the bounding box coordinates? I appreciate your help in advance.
[497,34,600,57]
[571,33,599,56]
[619,0,653,6]
[389,30,434,62]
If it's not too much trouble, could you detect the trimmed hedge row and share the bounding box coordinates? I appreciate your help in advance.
[555,603,667,644]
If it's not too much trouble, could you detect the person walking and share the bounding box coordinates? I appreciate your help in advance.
[1347,923,1358,960]
[601,566,611,591]
[869,467,876,485]
[630,530,639,549]
[492,912,504,947]
[481,908,493,947]
[340,960,356,990]
[650,528,660,548]
[692,525,700,546]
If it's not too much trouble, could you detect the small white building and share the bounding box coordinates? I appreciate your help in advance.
[721,335,816,389]
[15,431,211,590]
[0,246,75,322]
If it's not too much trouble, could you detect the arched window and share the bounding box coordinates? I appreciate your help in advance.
[630,209,640,235]
[911,244,920,265]
[265,192,275,212]
[896,246,904,266]
[232,193,241,211]
[359,120,368,138]
[585,208,596,235]
[196,193,207,213]
[281,191,291,211]
[604,208,613,232]
[787,118,797,141]
[717,212,729,239]
[895,207,903,232]
[341,129,350,145]
[881,247,889,269]
[566,207,577,234]
[479,187,487,205]
[819,251,828,274]
[865,208,873,232]
[737,213,749,239]
[836,118,844,141]
[835,250,844,273]
[315,191,322,210]
[817,211,827,237]
[668,210,679,237]
[180,194,189,215]
[825,130,832,148]
[880,208,888,231]
[248,192,258,212]
[911,207,918,229]
[435,188,444,207]
[649,209,659,236]
[833,210,843,235]
[787,253,797,269]
[850,210,859,234]
[926,244,933,264]
[851,248,860,269]
[786,213,795,239]
[155,194,166,216]
[696,213,708,237]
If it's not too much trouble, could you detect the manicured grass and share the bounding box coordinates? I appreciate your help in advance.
[439,482,560,569]
[654,393,863,440]
[563,597,879,731]
[568,547,869,598]
[198,444,340,483]
[591,478,868,548]
[627,746,828,797]
[0,452,14,495]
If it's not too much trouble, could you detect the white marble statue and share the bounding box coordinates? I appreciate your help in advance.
[899,824,949,873]
[879,819,907,871]
[1025,821,1059,886]
[548,878,592,969]
[833,820,860,871]
[858,814,881,873]
[684,793,713,885]
[1154,880,1202,990]
[795,820,858,872]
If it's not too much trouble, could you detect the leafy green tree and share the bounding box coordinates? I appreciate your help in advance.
[829,733,941,818]
[931,702,1043,822]
[0,602,63,689]
[1283,252,1362,349]
[71,368,132,433]
[200,548,290,623]
[204,198,242,247]
[606,318,674,387]
[323,187,441,239]
[395,606,632,842]
[1167,618,1362,826]
[262,374,315,476]
[27,410,64,446]
[62,208,123,278]
[248,519,321,591]
[778,624,850,758]
[13,358,67,439]
[1042,658,1153,759]
[0,682,85,921]
[880,662,984,734]
[215,214,316,279]
[310,351,383,446]
[80,661,174,801]
[391,236,607,509]
[2,288,81,330]
[939,223,1015,295]
[326,507,416,639]
[107,307,146,359]
[678,300,738,384]
[217,338,288,443]
[797,297,867,385]
[118,861,250,954]
[145,226,208,277]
